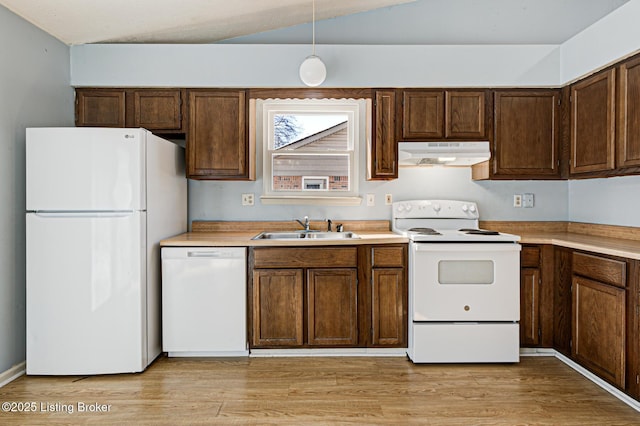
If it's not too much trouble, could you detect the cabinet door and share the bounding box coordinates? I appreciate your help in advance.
[493,90,560,178]
[554,247,573,356]
[307,269,358,346]
[133,90,183,131]
[445,91,486,138]
[372,268,406,346]
[252,269,304,347]
[75,89,126,127]
[370,90,397,179]
[520,268,540,346]
[401,90,444,139]
[570,69,616,174]
[572,276,626,388]
[617,56,640,168]
[187,90,249,179]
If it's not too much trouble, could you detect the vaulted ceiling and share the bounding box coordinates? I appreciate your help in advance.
[0,0,630,45]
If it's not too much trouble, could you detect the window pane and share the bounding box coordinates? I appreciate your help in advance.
[272,154,350,192]
[273,114,349,150]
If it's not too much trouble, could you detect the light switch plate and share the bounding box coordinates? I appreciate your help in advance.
[522,193,534,208]
[385,194,393,205]
[366,194,375,206]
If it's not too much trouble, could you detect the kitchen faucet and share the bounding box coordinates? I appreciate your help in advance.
[295,216,310,231]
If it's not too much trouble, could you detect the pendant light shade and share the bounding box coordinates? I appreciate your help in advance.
[299,0,326,86]
[299,55,326,87]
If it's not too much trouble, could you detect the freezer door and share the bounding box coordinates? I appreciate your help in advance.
[26,127,145,211]
[26,211,147,375]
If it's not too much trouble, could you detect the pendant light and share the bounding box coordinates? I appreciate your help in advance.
[299,0,326,86]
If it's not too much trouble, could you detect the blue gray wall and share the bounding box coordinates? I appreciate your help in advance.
[0,6,73,376]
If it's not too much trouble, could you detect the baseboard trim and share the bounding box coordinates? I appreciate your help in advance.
[250,348,408,357]
[0,362,26,388]
[554,352,640,413]
[520,347,556,357]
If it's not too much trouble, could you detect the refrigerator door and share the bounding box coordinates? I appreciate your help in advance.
[26,211,147,375]
[26,127,145,211]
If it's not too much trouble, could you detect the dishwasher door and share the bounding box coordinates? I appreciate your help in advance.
[161,247,247,356]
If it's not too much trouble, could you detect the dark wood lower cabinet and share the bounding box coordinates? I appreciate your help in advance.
[572,276,626,388]
[520,267,541,346]
[249,245,407,349]
[371,268,406,346]
[553,247,573,356]
[251,269,303,347]
[307,269,358,346]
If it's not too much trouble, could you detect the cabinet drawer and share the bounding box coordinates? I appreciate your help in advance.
[253,247,357,268]
[573,252,626,288]
[521,246,540,268]
[372,246,405,268]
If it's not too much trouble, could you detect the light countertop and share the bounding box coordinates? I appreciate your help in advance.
[160,231,408,247]
[161,226,640,260]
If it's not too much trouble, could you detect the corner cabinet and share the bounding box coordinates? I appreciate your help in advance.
[186,89,253,180]
[492,90,561,179]
[570,69,616,175]
[617,56,640,169]
[370,90,398,179]
[75,88,185,133]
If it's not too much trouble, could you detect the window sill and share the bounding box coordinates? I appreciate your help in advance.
[259,195,363,206]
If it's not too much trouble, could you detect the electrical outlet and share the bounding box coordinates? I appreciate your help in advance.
[522,193,535,208]
[241,193,254,206]
[513,194,522,208]
[385,194,393,205]
[366,194,375,206]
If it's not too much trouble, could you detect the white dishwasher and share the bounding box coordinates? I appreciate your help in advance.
[161,247,247,356]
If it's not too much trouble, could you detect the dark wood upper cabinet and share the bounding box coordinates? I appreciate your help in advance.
[445,91,486,138]
[186,89,252,180]
[617,56,640,169]
[400,90,487,141]
[370,90,398,179]
[401,90,444,139]
[76,89,126,127]
[133,90,182,131]
[570,69,616,174]
[493,90,560,178]
[76,88,185,133]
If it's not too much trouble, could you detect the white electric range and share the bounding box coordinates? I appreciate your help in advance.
[392,200,522,363]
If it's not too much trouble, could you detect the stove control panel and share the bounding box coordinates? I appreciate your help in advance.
[393,200,479,219]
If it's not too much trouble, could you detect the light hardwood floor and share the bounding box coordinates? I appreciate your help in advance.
[0,356,638,425]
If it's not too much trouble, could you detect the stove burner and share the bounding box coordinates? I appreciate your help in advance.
[459,228,500,236]
[408,227,441,235]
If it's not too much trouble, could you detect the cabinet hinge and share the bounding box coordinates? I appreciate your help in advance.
[558,99,561,106]
[538,328,542,338]
[637,374,639,385]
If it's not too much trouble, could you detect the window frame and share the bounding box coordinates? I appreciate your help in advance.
[259,99,363,202]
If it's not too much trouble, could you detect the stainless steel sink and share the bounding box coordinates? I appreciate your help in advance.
[251,231,360,240]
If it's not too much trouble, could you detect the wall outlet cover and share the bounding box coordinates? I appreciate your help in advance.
[513,194,522,208]
[242,193,254,206]
[385,194,393,205]
[366,194,375,206]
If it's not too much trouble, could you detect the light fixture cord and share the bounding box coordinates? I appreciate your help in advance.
[312,0,316,55]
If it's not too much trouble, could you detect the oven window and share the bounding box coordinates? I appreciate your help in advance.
[438,260,494,284]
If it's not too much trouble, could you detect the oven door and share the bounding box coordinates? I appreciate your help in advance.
[410,242,521,321]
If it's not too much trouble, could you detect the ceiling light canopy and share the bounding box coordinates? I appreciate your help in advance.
[299,0,326,87]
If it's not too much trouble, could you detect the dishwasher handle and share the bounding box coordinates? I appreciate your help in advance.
[162,247,246,261]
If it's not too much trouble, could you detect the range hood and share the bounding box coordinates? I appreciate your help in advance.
[398,141,490,166]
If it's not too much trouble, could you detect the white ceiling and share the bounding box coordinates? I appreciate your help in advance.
[0,0,630,46]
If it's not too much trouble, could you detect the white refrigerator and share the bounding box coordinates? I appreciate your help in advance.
[26,127,187,375]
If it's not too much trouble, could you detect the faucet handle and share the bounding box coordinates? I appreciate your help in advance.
[336,224,344,232]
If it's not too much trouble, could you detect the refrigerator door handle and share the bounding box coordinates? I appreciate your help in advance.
[33,211,135,218]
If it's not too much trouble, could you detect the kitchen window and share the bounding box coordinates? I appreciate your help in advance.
[257,99,365,205]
